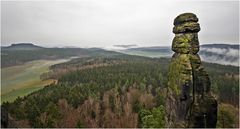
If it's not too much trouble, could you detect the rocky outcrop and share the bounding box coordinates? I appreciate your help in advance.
[166,13,218,128]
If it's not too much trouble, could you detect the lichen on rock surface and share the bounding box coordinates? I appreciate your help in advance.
[174,13,198,25]
[166,13,218,128]
[172,33,199,54]
[168,53,192,95]
[173,22,200,34]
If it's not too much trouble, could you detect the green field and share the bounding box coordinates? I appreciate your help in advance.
[1,59,69,103]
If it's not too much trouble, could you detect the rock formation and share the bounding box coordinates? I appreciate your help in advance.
[166,13,218,128]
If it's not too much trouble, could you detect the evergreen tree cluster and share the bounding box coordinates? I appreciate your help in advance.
[1,55,238,128]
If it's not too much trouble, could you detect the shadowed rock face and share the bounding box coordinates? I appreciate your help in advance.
[166,13,218,128]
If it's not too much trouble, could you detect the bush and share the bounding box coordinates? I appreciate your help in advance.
[139,105,165,128]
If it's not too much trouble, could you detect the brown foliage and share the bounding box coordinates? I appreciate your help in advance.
[139,92,155,109]
[56,99,79,127]
[9,84,156,128]
[8,115,30,128]
[77,97,101,128]
[101,87,140,127]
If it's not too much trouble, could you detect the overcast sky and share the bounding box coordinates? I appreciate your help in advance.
[1,0,239,48]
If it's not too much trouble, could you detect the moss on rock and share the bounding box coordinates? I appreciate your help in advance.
[168,54,192,95]
[174,13,198,26]
[166,12,217,128]
[190,54,201,69]
[172,33,199,54]
[173,22,200,34]
[172,34,191,54]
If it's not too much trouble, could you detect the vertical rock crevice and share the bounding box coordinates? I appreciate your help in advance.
[166,13,218,128]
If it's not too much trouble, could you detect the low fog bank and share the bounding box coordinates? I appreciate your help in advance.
[199,47,239,66]
[111,44,239,66]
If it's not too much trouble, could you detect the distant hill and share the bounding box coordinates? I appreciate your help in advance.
[201,44,239,49]
[87,47,105,51]
[118,44,239,66]
[127,46,171,52]
[2,43,44,50]
[2,43,239,67]
[1,43,123,68]
[113,44,138,48]
[124,44,239,51]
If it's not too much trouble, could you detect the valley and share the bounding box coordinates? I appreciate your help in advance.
[117,44,239,66]
[1,59,70,103]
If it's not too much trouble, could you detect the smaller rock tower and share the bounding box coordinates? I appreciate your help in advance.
[166,13,218,128]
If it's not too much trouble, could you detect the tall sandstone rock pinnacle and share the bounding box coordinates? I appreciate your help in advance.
[166,13,218,128]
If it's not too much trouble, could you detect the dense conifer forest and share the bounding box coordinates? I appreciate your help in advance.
[1,54,239,128]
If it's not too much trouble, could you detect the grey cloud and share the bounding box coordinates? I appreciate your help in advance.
[1,0,239,48]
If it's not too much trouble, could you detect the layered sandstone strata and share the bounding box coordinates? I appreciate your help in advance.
[166,13,217,128]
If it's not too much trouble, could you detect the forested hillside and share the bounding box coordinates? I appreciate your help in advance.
[1,55,239,128]
[120,44,239,66]
[1,43,121,68]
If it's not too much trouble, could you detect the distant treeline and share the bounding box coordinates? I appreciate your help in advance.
[1,46,122,68]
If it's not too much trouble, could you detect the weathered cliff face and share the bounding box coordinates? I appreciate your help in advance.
[166,13,218,128]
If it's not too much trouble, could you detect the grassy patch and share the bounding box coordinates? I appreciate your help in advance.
[1,59,68,103]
